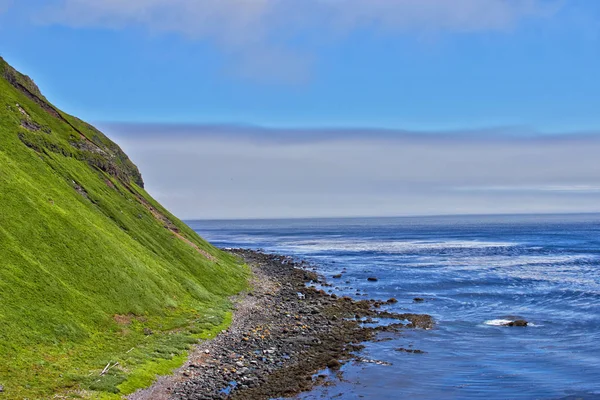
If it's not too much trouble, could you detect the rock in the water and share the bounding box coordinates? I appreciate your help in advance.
[505,319,528,327]
[413,297,425,303]
[332,274,342,279]
[367,277,378,282]
[386,298,398,304]
[327,359,341,369]
[395,348,426,354]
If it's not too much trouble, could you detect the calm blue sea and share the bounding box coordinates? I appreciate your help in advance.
[188,214,600,400]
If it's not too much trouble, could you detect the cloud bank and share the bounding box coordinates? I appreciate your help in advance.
[42,0,553,34]
[36,0,559,81]
[101,123,600,219]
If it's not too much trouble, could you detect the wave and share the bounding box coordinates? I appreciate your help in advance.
[483,319,514,326]
[279,239,516,254]
[483,319,538,327]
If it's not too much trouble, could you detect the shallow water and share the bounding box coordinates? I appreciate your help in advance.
[189,214,600,399]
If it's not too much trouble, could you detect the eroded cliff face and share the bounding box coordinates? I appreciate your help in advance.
[1,57,144,187]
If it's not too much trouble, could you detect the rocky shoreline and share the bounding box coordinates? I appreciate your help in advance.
[129,249,433,400]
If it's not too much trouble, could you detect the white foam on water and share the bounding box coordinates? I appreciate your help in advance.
[484,319,514,326]
[483,319,539,327]
[280,239,516,254]
[404,254,597,269]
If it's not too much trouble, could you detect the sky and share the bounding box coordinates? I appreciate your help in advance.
[2,0,600,219]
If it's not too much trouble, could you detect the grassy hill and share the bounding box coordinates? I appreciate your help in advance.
[0,57,248,399]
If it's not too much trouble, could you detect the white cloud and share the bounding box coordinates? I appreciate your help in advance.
[455,185,600,193]
[37,0,559,81]
[102,124,600,219]
[41,0,556,34]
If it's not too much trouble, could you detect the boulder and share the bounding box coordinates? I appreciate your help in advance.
[505,319,528,327]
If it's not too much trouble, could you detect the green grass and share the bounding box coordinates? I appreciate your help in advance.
[0,57,249,399]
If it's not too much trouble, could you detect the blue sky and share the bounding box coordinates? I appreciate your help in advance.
[2,0,600,132]
[2,1,600,218]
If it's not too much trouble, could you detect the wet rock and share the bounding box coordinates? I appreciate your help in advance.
[367,277,378,282]
[505,319,528,327]
[395,347,426,354]
[413,297,425,303]
[395,313,435,330]
[332,274,342,279]
[357,358,393,366]
[386,298,398,304]
[326,359,341,369]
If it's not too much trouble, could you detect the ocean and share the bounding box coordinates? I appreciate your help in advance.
[188,214,600,399]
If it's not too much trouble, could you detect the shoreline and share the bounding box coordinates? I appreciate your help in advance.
[129,249,433,400]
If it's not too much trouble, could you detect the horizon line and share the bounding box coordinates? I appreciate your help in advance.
[185,211,600,223]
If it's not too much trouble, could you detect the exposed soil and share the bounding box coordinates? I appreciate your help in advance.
[128,249,433,400]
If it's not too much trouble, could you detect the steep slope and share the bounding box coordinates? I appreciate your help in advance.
[0,57,248,399]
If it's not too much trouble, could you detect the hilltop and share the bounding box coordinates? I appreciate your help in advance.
[0,57,248,399]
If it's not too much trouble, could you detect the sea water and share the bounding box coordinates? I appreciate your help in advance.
[188,214,600,399]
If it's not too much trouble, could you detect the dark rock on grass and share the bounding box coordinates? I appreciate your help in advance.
[413,297,425,303]
[504,319,528,327]
[20,119,41,131]
[0,384,4,393]
[367,277,378,282]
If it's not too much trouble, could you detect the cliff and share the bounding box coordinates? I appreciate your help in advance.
[0,57,248,398]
